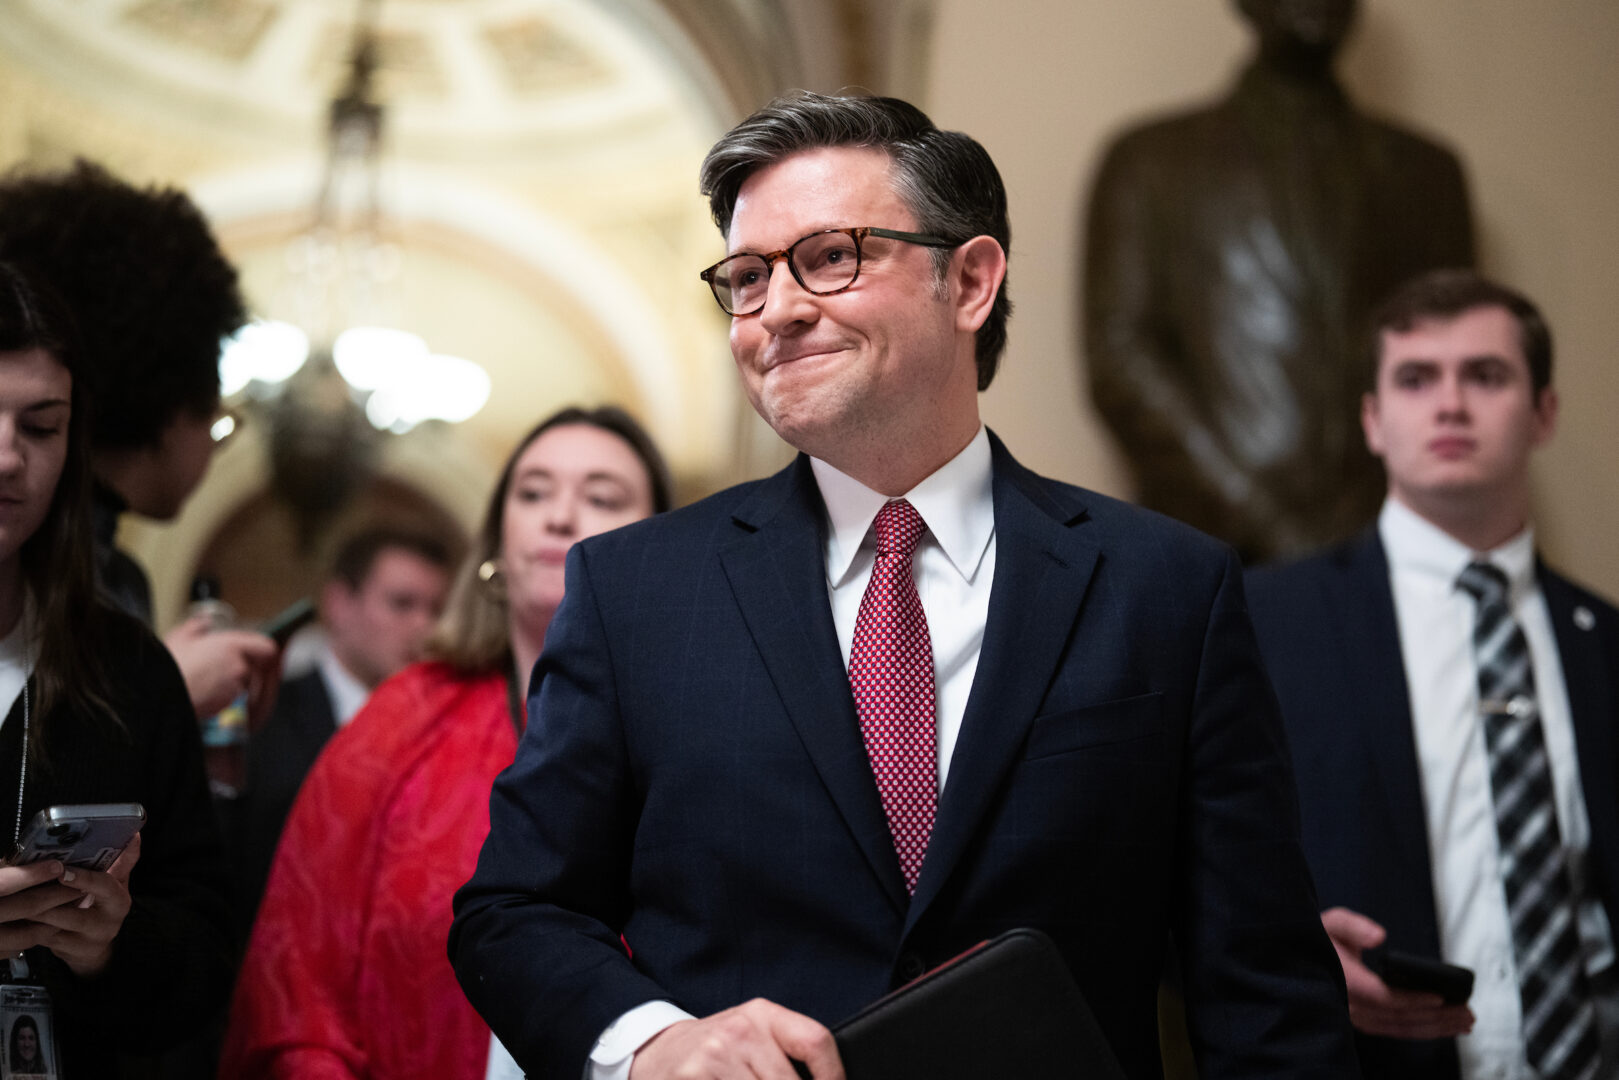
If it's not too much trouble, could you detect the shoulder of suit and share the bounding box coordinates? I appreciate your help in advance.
[1538,562,1619,626]
[1358,110,1467,168]
[1043,473,1229,557]
[1245,531,1380,623]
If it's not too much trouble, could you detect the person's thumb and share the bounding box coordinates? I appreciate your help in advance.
[1322,906,1386,952]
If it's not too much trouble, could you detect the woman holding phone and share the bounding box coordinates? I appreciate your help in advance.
[223,405,671,1080]
[0,262,231,1073]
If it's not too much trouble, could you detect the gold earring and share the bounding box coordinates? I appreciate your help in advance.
[477,558,504,590]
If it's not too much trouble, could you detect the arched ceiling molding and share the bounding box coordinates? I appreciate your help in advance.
[190,159,690,450]
[0,0,716,153]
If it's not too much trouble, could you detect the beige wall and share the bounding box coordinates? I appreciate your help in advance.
[926,0,1619,598]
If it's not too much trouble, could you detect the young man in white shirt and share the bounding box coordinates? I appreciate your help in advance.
[1249,268,1619,1080]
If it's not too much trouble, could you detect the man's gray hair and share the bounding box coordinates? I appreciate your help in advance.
[699,91,1013,390]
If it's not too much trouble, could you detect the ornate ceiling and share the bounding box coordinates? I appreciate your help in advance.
[0,0,936,622]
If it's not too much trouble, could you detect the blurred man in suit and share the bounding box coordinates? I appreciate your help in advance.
[1249,269,1619,1080]
[452,90,1357,1080]
[237,525,450,928]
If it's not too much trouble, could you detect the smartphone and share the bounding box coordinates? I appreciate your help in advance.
[8,803,146,872]
[259,596,317,647]
[1362,944,1474,1005]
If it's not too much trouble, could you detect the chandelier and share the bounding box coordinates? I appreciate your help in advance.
[217,0,490,541]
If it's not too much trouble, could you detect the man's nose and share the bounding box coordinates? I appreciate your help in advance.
[758,258,817,333]
[1436,373,1469,417]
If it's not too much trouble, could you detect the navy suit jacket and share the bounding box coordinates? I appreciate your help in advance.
[236,669,338,937]
[451,434,1358,1079]
[1247,527,1619,1079]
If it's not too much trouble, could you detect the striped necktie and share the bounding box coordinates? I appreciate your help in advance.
[1457,560,1600,1080]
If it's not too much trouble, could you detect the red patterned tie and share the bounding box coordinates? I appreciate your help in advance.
[849,499,937,894]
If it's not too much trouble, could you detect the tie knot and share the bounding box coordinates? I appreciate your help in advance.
[1457,560,1510,606]
[872,499,926,559]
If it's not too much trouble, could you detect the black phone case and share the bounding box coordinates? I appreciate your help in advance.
[795,927,1125,1080]
[1363,944,1475,1005]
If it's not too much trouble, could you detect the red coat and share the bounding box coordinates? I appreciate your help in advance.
[222,662,519,1080]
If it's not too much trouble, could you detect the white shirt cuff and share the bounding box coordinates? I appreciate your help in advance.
[586,1000,696,1080]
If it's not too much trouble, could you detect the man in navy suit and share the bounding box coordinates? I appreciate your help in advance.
[451,91,1358,1080]
[235,526,449,934]
[1248,269,1619,1079]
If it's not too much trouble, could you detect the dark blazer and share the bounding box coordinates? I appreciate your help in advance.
[1247,527,1619,1080]
[237,668,338,935]
[451,434,1359,1079]
[0,609,231,1076]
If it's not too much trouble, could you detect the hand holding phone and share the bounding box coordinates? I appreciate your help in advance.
[1321,906,1474,1041]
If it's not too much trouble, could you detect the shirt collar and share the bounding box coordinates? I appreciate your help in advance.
[1379,496,1537,598]
[811,426,995,588]
[317,642,373,726]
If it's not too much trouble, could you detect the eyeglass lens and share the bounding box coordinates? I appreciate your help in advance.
[714,230,863,315]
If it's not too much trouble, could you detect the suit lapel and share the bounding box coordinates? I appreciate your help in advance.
[1540,568,1619,923]
[905,437,1097,929]
[1331,532,1439,921]
[718,457,909,912]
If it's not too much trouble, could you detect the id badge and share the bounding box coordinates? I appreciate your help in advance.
[0,982,60,1080]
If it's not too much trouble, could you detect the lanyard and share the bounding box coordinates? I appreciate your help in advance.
[12,679,27,847]
[7,680,28,981]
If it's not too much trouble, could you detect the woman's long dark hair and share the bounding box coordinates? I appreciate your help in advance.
[0,261,115,758]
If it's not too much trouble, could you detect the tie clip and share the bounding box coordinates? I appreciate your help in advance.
[1480,695,1535,718]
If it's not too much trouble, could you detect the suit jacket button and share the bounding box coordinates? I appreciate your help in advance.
[898,952,926,981]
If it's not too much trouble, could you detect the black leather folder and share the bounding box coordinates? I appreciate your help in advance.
[796,927,1125,1079]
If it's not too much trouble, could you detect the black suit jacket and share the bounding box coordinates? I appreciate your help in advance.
[237,668,339,936]
[1247,527,1619,1079]
[451,434,1359,1079]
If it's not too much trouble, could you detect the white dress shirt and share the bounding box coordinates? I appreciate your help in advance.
[588,427,996,1078]
[316,643,371,727]
[1380,498,1614,1080]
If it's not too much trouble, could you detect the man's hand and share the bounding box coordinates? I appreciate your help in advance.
[1321,907,1474,1039]
[163,616,279,718]
[629,999,843,1080]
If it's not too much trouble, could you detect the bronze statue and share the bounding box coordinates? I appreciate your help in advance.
[1084,0,1474,562]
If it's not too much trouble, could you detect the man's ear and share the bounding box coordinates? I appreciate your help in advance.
[320,578,355,634]
[951,235,1006,336]
[1531,385,1559,448]
[1360,391,1385,457]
